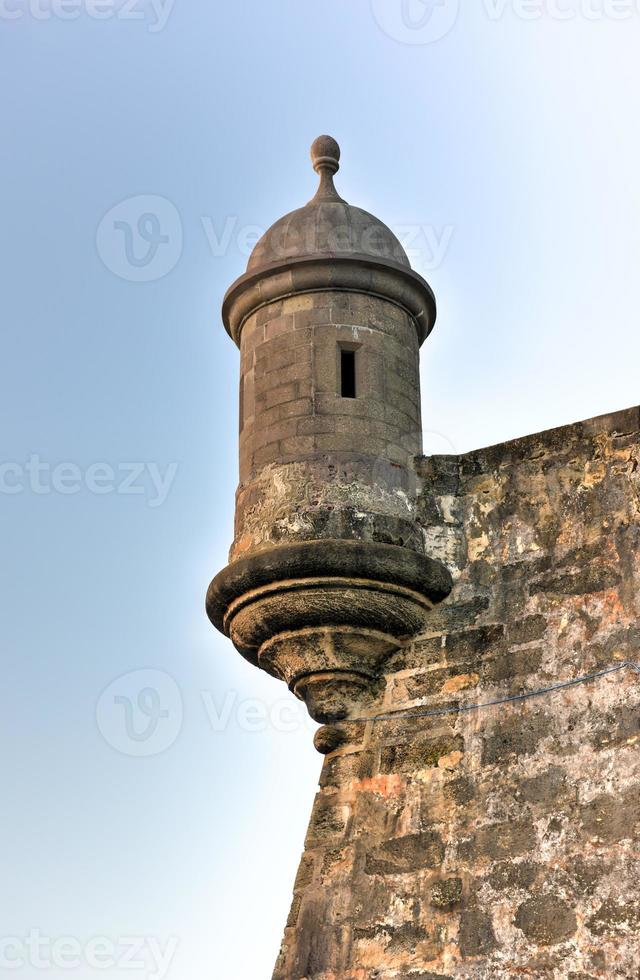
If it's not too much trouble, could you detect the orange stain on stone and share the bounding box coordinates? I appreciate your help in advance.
[442,673,480,694]
[438,750,465,770]
[353,774,405,796]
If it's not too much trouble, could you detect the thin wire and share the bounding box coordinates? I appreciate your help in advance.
[364,661,640,725]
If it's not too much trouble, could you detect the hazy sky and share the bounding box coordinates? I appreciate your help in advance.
[2,2,640,977]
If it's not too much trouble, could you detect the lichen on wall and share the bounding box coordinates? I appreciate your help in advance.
[274,407,640,980]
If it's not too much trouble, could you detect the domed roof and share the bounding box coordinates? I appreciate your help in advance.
[247,136,410,273]
[223,136,436,349]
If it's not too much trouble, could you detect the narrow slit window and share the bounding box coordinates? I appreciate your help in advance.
[340,349,356,398]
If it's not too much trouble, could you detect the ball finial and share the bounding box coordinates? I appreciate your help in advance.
[311,135,340,176]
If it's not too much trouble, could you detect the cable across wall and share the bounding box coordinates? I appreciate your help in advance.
[363,661,640,726]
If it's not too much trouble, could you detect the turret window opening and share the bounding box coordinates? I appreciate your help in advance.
[339,347,357,399]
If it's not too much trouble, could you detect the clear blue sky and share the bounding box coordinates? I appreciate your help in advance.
[2,2,639,977]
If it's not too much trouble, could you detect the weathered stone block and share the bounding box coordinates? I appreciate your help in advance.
[514,895,577,945]
[364,832,446,876]
[430,877,463,909]
[380,734,464,775]
[482,712,552,765]
[459,907,496,957]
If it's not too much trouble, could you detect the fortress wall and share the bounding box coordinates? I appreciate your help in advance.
[274,406,640,980]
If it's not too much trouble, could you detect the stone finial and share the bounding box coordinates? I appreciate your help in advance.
[310,135,340,175]
[310,136,343,203]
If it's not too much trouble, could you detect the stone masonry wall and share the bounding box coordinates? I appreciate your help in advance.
[274,406,640,980]
[233,290,423,560]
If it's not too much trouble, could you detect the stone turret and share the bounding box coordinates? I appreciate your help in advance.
[207,136,452,723]
[206,137,640,980]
